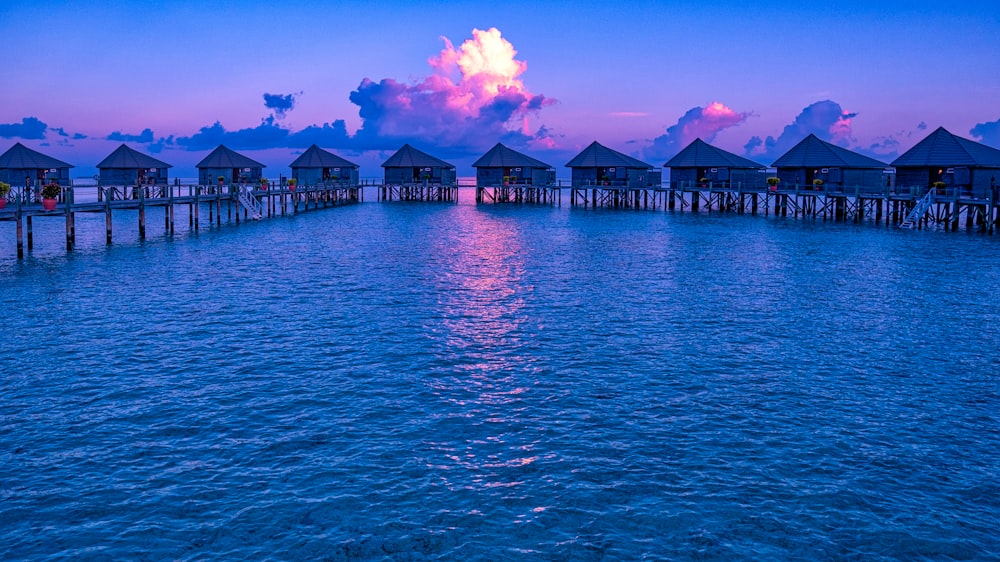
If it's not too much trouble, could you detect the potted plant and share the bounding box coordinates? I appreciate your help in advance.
[933,181,947,194]
[287,178,297,191]
[259,178,269,190]
[812,179,823,191]
[217,175,225,186]
[699,177,709,188]
[767,177,780,191]
[42,182,61,210]
[0,181,10,210]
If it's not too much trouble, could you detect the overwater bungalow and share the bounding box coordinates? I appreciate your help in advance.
[290,144,359,186]
[665,138,766,189]
[892,127,1000,199]
[196,145,265,186]
[771,134,887,193]
[472,143,558,204]
[0,142,73,188]
[566,141,661,188]
[97,144,171,186]
[381,144,457,201]
[473,143,555,186]
[382,144,456,185]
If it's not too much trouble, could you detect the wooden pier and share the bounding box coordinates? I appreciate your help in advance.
[0,182,361,258]
[476,183,561,205]
[570,181,999,233]
[379,182,458,202]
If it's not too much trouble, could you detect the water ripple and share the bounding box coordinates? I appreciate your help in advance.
[2,203,999,559]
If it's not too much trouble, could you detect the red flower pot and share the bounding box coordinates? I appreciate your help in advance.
[42,198,57,211]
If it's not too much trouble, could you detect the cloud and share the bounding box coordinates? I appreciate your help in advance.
[610,112,649,118]
[286,120,351,148]
[175,116,289,151]
[108,128,155,143]
[263,92,300,119]
[917,121,927,130]
[0,117,48,139]
[166,28,554,157]
[647,101,751,160]
[744,100,857,162]
[970,118,1000,148]
[865,136,901,160]
[348,27,554,153]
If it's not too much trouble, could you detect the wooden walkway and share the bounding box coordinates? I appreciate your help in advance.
[570,182,999,233]
[0,183,361,258]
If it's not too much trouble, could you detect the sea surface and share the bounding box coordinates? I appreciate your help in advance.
[2,190,999,560]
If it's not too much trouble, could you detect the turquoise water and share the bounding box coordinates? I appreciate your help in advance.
[2,192,999,560]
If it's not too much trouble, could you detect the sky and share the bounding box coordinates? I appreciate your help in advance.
[2,0,999,179]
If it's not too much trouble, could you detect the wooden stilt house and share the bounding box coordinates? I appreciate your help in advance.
[97,144,171,186]
[196,145,265,186]
[665,138,766,189]
[472,143,555,187]
[566,141,661,188]
[382,144,456,185]
[472,143,558,204]
[892,127,1000,199]
[771,134,887,193]
[290,144,359,186]
[380,144,457,201]
[0,143,74,188]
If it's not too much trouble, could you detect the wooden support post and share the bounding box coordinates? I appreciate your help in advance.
[16,213,23,259]
[106,206,113,244]
[65,210,73,251]
[27,215,33,249]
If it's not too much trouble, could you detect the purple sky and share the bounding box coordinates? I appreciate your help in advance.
[2,0,999,178]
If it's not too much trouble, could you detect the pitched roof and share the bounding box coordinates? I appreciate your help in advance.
[97,144,172,169]
[381,144,454,168]
[196,144,265,169]
[472,143,552,169]
[0,142,74,169]
[664,138,765,169]
[772,134,886,169]
[289,144,359,168]
[566,141,653,169]
[891,127,1000,167]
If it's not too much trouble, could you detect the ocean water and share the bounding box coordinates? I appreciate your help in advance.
[2,191,999,560]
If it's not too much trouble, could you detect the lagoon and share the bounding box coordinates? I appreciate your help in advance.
[2,193,998,559]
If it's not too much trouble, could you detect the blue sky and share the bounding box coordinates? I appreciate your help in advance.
[2,0,999,178]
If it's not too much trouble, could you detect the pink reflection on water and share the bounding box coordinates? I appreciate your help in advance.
[422,208,549,492]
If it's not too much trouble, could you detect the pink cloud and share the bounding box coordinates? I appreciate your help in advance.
[349,27,554,154]
[647,101,751,159]
[744,100,858,161]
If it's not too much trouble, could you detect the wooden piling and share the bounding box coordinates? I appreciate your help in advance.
[16,214,23,258]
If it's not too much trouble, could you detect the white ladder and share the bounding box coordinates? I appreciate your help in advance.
[900,190,934,229]
[236,186,263,220]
